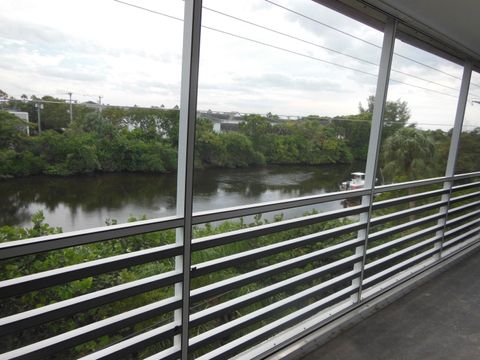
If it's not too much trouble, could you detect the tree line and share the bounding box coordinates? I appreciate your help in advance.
[1,91,479,182]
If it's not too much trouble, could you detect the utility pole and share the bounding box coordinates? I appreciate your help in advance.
[68,92,73,123]
[98,95,103,113]
[35,102,44,134]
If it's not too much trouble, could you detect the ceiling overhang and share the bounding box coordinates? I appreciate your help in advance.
[315,0,480,70]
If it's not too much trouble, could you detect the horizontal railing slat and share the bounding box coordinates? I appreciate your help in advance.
[76,322,179,360]
[370,200,448,227]
[368,213,443,244]
[195,286,357,360]
[442,227,480,250]
[0,272,181,336]
[363,247,439,289]
[364,236,440,276]
[447,200,480,216]
[445,209,480,228]
[1,174,477,260]
[190,237,363,303]
[0,216,182,260]
[192,205,367,251]
[444,217,480,239]
[449,190,480,205]
[189,270,359,351]
[373,176,446,193]
[372,188,448,210]
[367,224,443,258]
[142,346,182,360]
[191,222,364,277]
[191,188,369,225]
[0,244,182,298]
[453,171,480,181]
[451,180,480,192]
[190,254,361,328]
[0,298,180,360]
[0,189,370,260]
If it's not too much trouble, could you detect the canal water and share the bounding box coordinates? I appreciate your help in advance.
[0,162,364,232]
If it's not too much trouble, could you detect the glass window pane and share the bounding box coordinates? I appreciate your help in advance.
[0,0,184,233]
[194,0,384,219]
[455,70,480,174]
[378,38,463,184]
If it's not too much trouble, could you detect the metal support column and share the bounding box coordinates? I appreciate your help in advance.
[436,62,472,257]
[175,0,203,359]
[353,18,397,301]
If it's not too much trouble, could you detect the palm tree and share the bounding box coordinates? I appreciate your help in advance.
[381,127,438,220]
[382,127,436,183]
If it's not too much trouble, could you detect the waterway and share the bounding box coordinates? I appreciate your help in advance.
[0,163,364,232]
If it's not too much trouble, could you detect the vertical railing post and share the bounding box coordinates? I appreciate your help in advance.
[435,62,472,258]
[353,18,397,302]
[175,0,203,359]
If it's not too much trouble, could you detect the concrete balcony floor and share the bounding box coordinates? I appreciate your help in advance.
[301,249,480,360]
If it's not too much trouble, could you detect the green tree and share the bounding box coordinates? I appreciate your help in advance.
[125,107,179,145]
[220,132,265,167]
[455,127,480,173]
[381,127,436,183]
[359,95,410,139]
[331,113,371,160]
[296,120,353,164]
[0,111,28,148]
[39,95,70,130]
[239,114,272,154]
[195,118,224,167]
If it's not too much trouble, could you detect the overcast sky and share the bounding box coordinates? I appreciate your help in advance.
[1,0,478,130]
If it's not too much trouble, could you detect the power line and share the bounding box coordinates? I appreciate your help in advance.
[2,97,181,111]
[204,1,480,97]
[264,0,480,89]
[264,0,381,49]
[202,5,378,67]
[1,98,71,105]
[389,78,458,98]
[113,0,469,100]
[205,26,380,78]
[6,96,477,130]
[115,0,183,21]
[113,0,378,77]
[390,70,459,93]
[202,4,463,95]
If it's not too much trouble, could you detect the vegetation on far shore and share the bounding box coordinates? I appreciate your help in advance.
[4,91,477,183]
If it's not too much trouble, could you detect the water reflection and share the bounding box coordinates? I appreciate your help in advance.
[1,163,364,231]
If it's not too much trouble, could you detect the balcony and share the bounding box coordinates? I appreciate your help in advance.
[1,0,480,359]
[1,171,479,359]
[296,247,480,360]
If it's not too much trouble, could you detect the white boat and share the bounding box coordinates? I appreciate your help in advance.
[340,172,365,190]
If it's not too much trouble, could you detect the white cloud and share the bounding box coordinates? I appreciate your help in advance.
[0,0,470,128]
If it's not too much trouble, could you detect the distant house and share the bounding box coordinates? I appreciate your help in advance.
[7,110,30,135]
[220,122,240,132]
[197,110,290,133]
[81,101,102,111]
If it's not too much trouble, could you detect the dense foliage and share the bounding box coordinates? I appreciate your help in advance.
[2,91,478,180]
[2,91,480,180]
[0,92,400,178]
[0,211,354,357]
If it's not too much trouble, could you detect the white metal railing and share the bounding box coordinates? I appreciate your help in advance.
[1,0,480,359]
[0,172,479,359]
